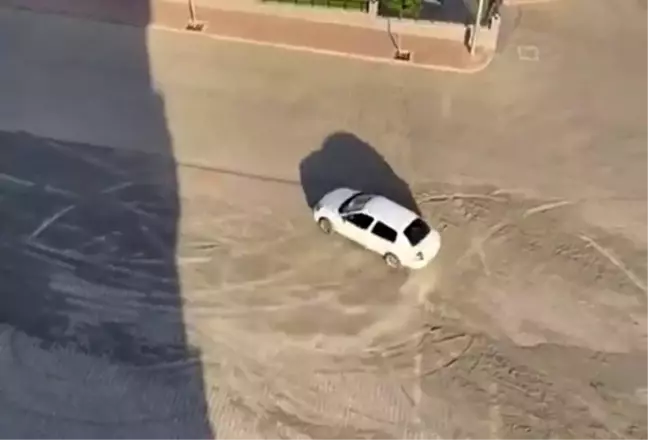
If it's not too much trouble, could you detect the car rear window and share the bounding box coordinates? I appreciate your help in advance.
[403,218,431,246]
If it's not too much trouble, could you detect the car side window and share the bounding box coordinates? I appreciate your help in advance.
[371,221,397,243]
[345,213,374,230]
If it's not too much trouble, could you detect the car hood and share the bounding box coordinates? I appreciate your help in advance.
[316,188,359,211]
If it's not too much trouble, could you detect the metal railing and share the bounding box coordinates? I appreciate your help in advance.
[261,0,370,12]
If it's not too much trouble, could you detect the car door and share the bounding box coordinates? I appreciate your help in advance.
[368,221,398,255]
[340,212,375,248]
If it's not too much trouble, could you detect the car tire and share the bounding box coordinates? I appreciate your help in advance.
[384,253,401,269]
[318,218,333,234]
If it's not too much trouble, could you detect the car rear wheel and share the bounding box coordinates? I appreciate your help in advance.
[384,253,401,269]
[318,218,332,234]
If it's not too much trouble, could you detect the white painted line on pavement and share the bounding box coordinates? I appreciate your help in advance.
[517,45,540,61]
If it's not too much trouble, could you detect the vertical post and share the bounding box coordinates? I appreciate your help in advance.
[469,0,486,56]
[186,0,205,31]
[188,0,197,24]
[397,9,403,54]
[368,0,379,17]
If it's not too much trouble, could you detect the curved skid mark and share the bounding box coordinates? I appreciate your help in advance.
[417,192,507,204]
[419,335,474,378]
[522,200,574,218]
[27,241,176,285]
[184,291,339,318]
[579,234,647,293]
[0,173,36,187]
[228,230,310,258]
[100,181,134,194]
[27,204,76,241]
[211,249,352,294]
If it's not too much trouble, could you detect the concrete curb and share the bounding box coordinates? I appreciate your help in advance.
[504,0,561,5]
[1,2,494,75]
[169,0,474,44]
[151,23,495,74]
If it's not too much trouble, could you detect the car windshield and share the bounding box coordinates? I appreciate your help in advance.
[339,193,373,214]
[404,218,431,246]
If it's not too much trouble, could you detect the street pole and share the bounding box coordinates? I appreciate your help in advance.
[188,0,197,24]
[469,0,486,56]
[186,0,204,31]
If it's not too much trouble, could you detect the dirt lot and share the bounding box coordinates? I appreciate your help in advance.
[0,127,645,438]
[175,164,647,438]
[0,0,645,438]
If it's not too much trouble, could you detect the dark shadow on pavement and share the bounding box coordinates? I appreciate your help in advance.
[423,0,475,25]
[0,1,214,438]
[379,0,475,25]
[299,131,420,215]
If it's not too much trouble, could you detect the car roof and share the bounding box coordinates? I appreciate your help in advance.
[363,196,418,230]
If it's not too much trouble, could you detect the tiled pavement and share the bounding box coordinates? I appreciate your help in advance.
[3,0,493,72]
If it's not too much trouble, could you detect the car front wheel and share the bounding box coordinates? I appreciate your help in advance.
[318,217,333,234]
[384,253,401,269]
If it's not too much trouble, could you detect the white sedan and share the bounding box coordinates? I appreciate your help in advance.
[313,188,441,269]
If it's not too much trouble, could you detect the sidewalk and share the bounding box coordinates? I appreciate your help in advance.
[3,0,493,73]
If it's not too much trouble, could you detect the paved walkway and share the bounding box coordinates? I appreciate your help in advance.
[4,0,492,72]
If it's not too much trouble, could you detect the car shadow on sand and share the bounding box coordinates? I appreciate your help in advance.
[299,131,420,215]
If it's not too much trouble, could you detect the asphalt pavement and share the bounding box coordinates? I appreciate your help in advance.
[0,1,645,437]
[1,0,644,241]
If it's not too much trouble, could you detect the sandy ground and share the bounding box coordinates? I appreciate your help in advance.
[0,0,646,438]
[1,141,643,437]
[176,166,647,439]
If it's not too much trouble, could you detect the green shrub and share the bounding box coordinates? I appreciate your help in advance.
[380,0,422,18]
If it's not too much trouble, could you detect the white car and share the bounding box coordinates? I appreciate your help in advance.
[313,188,441,269]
